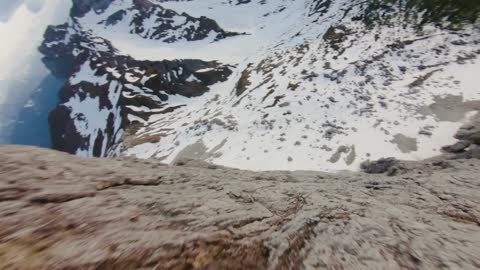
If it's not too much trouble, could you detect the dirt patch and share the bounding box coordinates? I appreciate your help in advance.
[173,138,227,163]
[328,145,349,163]
[391,134,418,153]
[417,95,480,122]
[265,95,286,109]
[235,65,252,96]
[345,145,356,165]
[408,69,442,88]
[328,145,356,165]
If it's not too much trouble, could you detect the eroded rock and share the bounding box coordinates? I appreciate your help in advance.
[360,157,400,174]
[0,145,479,269]
[442,140,472,153]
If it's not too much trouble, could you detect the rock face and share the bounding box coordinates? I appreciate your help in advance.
[442,140,472,153]
[0,145,479,269]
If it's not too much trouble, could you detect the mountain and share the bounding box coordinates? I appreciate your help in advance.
[74,0,243,42]
[40,0,480,171]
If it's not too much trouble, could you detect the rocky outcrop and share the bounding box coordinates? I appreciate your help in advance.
[455,114,480,144]
[0,145,479,269]
[440,113,480,159]
[360,157,401,175]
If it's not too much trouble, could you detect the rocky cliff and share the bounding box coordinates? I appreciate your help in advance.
[0,144,479,269]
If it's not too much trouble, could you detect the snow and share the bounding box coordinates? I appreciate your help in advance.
[128,114,146,123]
[195,68,215,73]
[65,80,123,157]
[122,0,480,171]
[186,74,200,82]
[77,0,307,63]
[70,60,108,86]
[125,72,140,83]
[106,67,122,78]
[59,0,480,171]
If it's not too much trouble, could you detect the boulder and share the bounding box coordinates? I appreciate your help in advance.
[455,127,480,144]
[455,115,480,144]
[360,157,400,175]
[442,140,471,153]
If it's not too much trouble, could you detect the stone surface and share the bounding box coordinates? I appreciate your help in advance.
[360,157,400,174]
[442,140,472,153]
[0,145,479,269]
[455,125,480,145]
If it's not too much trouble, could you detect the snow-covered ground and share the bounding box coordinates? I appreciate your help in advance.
[79,0,306,63]
[116,0,480,171]
[41,0,480,172]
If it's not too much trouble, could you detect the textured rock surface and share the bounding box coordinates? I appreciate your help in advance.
[0,145,479,269]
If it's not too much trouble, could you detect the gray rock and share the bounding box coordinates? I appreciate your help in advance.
[360,158,400,174]
[442,140,471,153]
[419,130,433,136]
[0,145,480,269]
[455,127,480,144]
[451,144,480,159]
[455,115,480,144]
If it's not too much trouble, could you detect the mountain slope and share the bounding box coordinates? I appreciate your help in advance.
[77,0,243,43]
[40,0,480,171]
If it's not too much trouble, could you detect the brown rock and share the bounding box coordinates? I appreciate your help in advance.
[0,145,479,269]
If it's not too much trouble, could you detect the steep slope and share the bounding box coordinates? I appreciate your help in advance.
[40,0,480,171]
[40,0,235,157]
[77,0,242,43]
[1,145,480,269]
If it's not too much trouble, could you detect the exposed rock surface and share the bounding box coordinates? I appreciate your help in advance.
[455,113,480,144]
[0,145,479,269]
[441,113,480,159]
[360,157,401,175]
